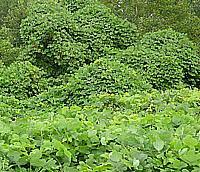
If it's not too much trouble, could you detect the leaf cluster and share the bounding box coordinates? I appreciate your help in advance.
[0,27,19,65]
[0,0,200,171]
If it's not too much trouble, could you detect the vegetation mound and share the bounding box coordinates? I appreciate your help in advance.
[0,61,48,99]
[113,29,200,89]
[30,59,151,108]
[0,0,200,171]
[20,0,137,76]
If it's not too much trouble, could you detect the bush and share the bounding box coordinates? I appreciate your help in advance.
[65,58,151,105]
[0,95,21,119]
[113,29,200,89]
[0,61,48,100]
[20,0,138,76]
[0,39,16,65]
[72,3,138,50]
[30,58,151,107]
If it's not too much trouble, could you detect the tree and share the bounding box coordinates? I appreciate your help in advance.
[0,0,31,46]
[102,0,200,47]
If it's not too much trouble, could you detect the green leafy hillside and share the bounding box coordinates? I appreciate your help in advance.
[0,0,200,171]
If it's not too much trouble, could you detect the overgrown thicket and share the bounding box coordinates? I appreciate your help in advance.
[20,0,138,76]
[109,29,200,89]
[0,0,200,171]
[0,61,49,99]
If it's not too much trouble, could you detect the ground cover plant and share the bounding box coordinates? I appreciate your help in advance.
[0,89,200,171]
[0,0,200,171]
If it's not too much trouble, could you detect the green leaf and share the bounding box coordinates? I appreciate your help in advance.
[183,135,198,148]
[153,139,165,151]
[30,149,46,167]
[93,163,112,171]
[132,158,140,168]
[168,159,187,169]
[30,158,46,167]
[180,150,200,166]
[30,149,42,160]
[7,150,20,163]
[109,151,122,162]
[101,137,106,145]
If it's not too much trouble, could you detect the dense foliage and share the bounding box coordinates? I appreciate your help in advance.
[29,58,151,108]
[1,89,200,171]
[102,0,200,48]
[20,0,137,76]
[0,27,19,65]
[0,0,30,46]
[0,61,48,99]
[0,0,200,171]
[111,29,200,89]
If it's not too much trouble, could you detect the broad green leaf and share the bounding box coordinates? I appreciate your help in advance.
[109,151,122,162]
[153,139,165,151]
[168,159,187,169]
[101,137,106,145]
[183,135,198,148]
[180,150,200,165]
[30,149,46,167]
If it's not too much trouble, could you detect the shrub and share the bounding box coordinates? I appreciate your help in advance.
[20,0,138,76]
[72,3,138,51]
[0,61,48,99]
[30,58,151,107]
[0,95,21,118]
[113,29,200,89]
[65,58,151,105]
